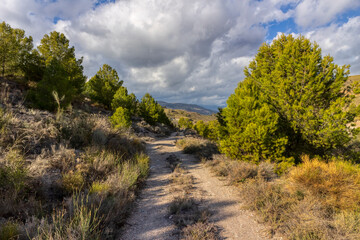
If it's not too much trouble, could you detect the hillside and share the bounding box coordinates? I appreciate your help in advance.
[164,108,216,124]
[158,101,216,115]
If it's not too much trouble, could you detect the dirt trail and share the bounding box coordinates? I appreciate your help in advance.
[120,136,274,240]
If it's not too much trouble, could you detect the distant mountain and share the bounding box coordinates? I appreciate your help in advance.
[158,101,216,115]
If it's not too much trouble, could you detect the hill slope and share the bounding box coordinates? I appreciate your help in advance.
[158,101,216,115]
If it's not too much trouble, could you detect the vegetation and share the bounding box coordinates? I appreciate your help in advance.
[216,35,357,170]
[0,81,149,239]
[110,106,132,129]
[29,31,86,111]
[86,64,123,109]
[139,93,171,126]
[0,21,33,78]
[111,86,137,115]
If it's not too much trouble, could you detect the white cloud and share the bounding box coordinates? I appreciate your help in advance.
[294,0,360,28]
[305,16,360,75]
[0,0,358,108]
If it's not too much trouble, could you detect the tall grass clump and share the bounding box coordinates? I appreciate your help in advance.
[288,156,360,210]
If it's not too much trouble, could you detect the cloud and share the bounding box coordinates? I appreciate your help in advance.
[294,0,360,28]
[305,16,360,75]
[1,0,358,108]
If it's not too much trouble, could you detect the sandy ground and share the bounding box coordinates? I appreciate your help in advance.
[120,136,277,240]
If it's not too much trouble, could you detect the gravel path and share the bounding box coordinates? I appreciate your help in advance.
[120,136,275,240]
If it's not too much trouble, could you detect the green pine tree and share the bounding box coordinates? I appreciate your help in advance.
[86,64,123,109]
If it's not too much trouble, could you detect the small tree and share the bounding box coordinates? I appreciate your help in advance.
[221,34,355,166]
[111,86,137,115]
[110,107,131,129]
[86,64,123,109]
[139,93,171,125]
[0,21,33,77]
[29,31,86,111]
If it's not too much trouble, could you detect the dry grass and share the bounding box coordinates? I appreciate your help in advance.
[207,154,277,184]
[176,137,218,159]
[236,156,360,239]
[0,100,149,239]
[288,156,360,210]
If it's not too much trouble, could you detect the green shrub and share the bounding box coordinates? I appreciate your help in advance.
[62,171,84,193]
[111,86,137,115]
[178,117,193,129]
[0,150,28,196]
[0,221,19,240]
[110,107,132,129]
[86,64,123,109]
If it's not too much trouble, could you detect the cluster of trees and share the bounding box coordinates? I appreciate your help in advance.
[194,35,359,171]
[0,21,171,128]
[87,64,171,128]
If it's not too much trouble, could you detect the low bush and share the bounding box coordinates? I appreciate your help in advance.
[176,137,219,159]
[288,156,360,210]
[110,107,132,129]
[0,150,28,198]
[0,221,19,240]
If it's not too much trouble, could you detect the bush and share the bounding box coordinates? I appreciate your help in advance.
[0,150,28,197]
[288,156,360,210]
[62,171,85,193]
[0,221,19,240]
[178,117,193,129]
[110,107,132,129]
[176,137,219,159]
[111,86,137,115]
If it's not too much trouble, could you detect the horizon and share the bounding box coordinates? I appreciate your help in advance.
[2,0,360,108]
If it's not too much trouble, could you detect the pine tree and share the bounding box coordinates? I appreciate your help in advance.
[30,31,86,110]
[111,86,137,115]
[86,64,123,109]
[221,34,355,165]
[0,22,33,77]
[139,93,171,125]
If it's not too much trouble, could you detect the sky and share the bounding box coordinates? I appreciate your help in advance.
[1,0,360,110]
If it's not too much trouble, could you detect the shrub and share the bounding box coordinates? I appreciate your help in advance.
[111,86,137,115]
[176,137,219,159]
[110,107,132,129]
[0,221,19,240]
[62,171,84,193]
[35,194,102,239]
[58,112,96,149]
[288,156,360,210]
[0,150,28,197]
[178,117,193,129]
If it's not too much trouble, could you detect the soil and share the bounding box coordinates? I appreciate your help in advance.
[120,135,279,240]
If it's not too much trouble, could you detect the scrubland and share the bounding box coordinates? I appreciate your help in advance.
[0,82,149,239]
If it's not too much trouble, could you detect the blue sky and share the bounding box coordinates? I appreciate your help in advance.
[1,0,360,110]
